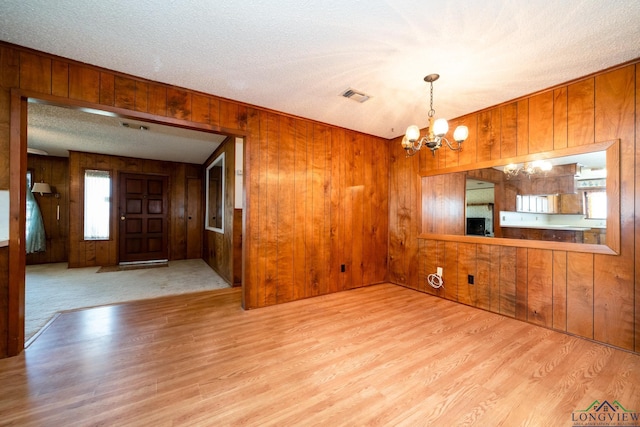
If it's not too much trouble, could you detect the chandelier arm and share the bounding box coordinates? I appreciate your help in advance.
[441,137,463,151]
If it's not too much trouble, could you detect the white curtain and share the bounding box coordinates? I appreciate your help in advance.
[26,182,46,253]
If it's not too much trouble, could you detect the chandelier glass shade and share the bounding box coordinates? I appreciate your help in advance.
[402,74,469,157]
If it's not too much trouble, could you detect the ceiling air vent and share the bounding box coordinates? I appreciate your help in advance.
[341,88,370,103]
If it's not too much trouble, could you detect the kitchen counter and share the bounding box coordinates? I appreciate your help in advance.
[0,240,8,248]
[501,224,591,231]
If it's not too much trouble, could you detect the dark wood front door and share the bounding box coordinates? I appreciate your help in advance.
[119,173,169,263]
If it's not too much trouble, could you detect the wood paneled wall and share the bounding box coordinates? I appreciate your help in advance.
[68,151,202,267]
[203,138,236,284]
[26,154,69,264]
[0,42,389,356]
[243,117,389,307]
[389,62,639,353]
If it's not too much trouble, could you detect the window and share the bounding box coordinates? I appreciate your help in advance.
[583,190,607,219]
[84,169,111,240]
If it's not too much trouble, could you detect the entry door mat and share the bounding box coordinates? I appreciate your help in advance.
[97,263,168,273]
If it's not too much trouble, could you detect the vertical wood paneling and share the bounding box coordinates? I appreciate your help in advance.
[417,240,444,296]
[167,88,191,121]
[114,76,136,110]
[244,108,261,308]
[307,124,331,295]
[417,240,428,293]
[191,94,210,124]
[499,246,516,317]
[219,100,238,130]
[457,243,476,306]
[19,52,51,93]
[343,131,357,287]
[51,60,68,98]
[500,103,518,158]
[347,184,364,288]
[406,141,421,289]
[67,152,82,267]
[232,209,242,285]
[552,251,567,332]
[263,113,279,304]
[457,114,477,167]
[388,142,403,283]
[134,81,148,113]
[209,98,220,128]
[528,91,554,153]
[68,64,99,103]
[567,78,595,146]
[319,124,333,293]
[293,120,309,298]
[419,137,438,174]
[0,47,19,189]
[172,163,187,260]
[362,136,375,286]
[276,116,295,303]
[443,242,458,301]
[442,119,460,169]
[99,72,115,106]
[567,252,594,339]
[329,128,344,292]
[515,247,528,321]
[477,109,499,162]
[186,177,202,260]
[373,139,388,282]
[526,249,553,327]
[593,65,635,350]
[473,243,502,313]
[148,84,167,117]
[553,87,568,149]
[516,99,529,155]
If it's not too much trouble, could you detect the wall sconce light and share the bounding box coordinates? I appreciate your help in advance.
[402,74,469,157]
[31,182,52,196]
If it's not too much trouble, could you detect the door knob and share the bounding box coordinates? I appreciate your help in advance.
[120,216,125,221]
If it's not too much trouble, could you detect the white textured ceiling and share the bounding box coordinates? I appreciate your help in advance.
[27,103,227,163]
[2,0,640,148]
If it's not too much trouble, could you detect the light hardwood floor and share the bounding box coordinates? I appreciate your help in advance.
[0,283,638,426]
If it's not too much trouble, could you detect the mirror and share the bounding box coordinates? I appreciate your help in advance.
[206,153,225,233]
[421,140,619,254]
[474,150,607,244]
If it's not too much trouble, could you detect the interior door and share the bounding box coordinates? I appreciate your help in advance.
[119,173,169,263]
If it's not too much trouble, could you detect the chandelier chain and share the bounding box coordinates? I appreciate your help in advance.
[428,81,435,117]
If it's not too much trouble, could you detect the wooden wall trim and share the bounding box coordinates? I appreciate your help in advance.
[417,234,617,255]
[8,90,26,355]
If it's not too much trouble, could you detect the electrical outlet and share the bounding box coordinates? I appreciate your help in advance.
[437,267,443,277]
[468,274,474,285]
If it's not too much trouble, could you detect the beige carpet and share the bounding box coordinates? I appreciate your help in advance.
[26,259,231,342]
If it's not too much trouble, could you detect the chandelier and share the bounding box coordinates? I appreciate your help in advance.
[503,160,553,179]
[401,74,469,157]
